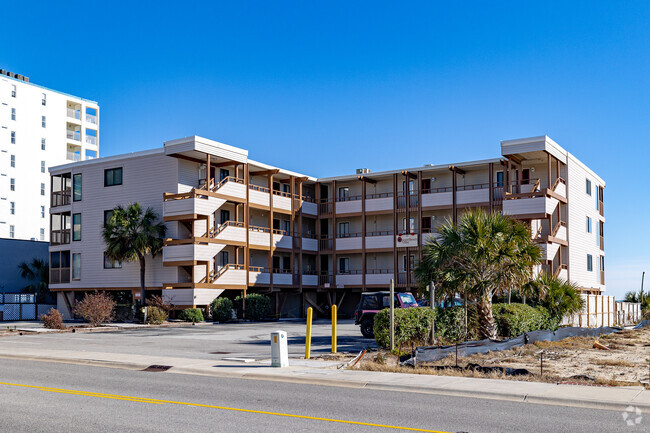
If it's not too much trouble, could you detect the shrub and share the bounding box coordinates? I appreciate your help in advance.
[40,308,65,330]
[492,303,555,337]
[434,305,480,343]
[73,291,116,327]
[179,308,204,323]
[211,297,233,322]
[146,295,173,314]
[234,294,271,321]
[374,307,435,350]
[146,306,168,324]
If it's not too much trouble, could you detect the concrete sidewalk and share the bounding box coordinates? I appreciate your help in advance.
[0,344,648,413]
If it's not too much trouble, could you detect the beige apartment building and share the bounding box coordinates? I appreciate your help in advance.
[48,135,604,318]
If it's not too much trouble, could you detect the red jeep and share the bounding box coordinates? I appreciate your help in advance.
[354,291,418,338]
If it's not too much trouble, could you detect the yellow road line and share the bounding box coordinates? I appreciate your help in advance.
[0,381,450,432]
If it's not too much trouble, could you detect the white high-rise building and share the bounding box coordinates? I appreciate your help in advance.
[0,69,100,242]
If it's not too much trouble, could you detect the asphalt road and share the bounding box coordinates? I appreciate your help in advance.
[0,358,644,433]
[1,319,374,361]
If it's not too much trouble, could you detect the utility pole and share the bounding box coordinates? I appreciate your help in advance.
[641,272,645,301]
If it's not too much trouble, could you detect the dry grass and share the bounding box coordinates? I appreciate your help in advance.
[355,326,650,387]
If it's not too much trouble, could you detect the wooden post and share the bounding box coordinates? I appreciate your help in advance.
[268,174,274,290]
[361,178,366,291]
[452,169,458,224]
[488,162,494,212]
[206,154,211,189]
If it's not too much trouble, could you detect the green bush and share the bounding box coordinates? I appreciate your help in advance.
[492,303,556,337]
[234,294,271,321]
[178,308,204,323]
[145,306,167,324]
[211,297,233,322]
[374,307,435,349]
[434,305,480,343]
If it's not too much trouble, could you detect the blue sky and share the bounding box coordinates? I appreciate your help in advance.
[2,1,649,298]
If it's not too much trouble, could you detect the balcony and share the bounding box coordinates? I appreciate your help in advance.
[86,135,97,146]
[162,190,226,221]
[162,241,225,264]
[366,231,394,249]
[335,233,362,251]
[66,130,81,142]
[365,269,394,286]
[50,229,71,246]
[51,190,71,207]
[67,109,81,121]
[86,114,98,125]
[66,151,81,162]
[503,195,559,219]
[50,267,70,284]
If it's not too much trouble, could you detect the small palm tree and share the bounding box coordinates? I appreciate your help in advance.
[18,258,53,304]
[102,203,166,304]
[535,273,584,321]
[416,209,542,339]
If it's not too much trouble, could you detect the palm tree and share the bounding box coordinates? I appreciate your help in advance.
[416,209,542,339]
[535,272,584,322]
[102,203,166,304]
[18,258,53,304]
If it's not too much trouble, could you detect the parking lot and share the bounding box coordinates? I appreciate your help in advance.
[0,319,376,361]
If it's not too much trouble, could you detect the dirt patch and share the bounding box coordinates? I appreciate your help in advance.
[356,327,650,387]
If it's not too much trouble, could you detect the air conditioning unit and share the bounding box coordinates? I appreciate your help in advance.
[356,168,371,174]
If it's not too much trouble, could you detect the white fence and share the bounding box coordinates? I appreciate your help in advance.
[562,294,642,327]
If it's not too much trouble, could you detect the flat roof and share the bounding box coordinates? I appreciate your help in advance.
[3,73,98,104]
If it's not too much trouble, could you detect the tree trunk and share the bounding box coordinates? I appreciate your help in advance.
[139,255,146,306]
[477,294,497,339]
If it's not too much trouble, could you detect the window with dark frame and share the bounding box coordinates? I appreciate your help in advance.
[73,174,82,201]
[104,210,114,227]
[72,213,81,241]
[104,167,123,187]
[104,253,122,269]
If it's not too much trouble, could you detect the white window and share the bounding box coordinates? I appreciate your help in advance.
[402,217,415,233]
[40,183,45,196]
[586,216,592,233]
[41,161,46,173]
[10,155,15,167]
[11,84,16,97]
[338,222,350,238]
[41,138,46,150]
[40,228,45,241]
[41,206,45,218]
[10,178,15,191]
[586,179,592,196]
[9,225,14,238]
[41,116,46,128]
[11,108,15,120]
[587,254,593,272]
[338,257,350,274]
[10,202,15,215]
[10,131,15,144]
[42,93,46,106]
[72,253,81,280]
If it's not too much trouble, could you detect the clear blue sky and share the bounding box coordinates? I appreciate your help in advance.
[2,1,649,298]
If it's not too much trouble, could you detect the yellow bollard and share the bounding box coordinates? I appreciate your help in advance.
[332,304,337,353]
[305,307,313,359]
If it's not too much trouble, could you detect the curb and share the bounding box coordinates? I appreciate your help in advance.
[1,353,648,413]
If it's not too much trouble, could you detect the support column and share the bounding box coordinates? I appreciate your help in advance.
[547,153,552,189]
[297,180,303,292]
[206,154,211,189]
[244,163,250,292]
[332,180,337,289]
[290,175,295,289]
[315,182,321,288]
[392,174,398,284]
[452,169,458,225]
[488,162,494,212]
[268,174,274,290]
[361,179,366,291]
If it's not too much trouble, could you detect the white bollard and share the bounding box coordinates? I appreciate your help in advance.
[270,330,289,367]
